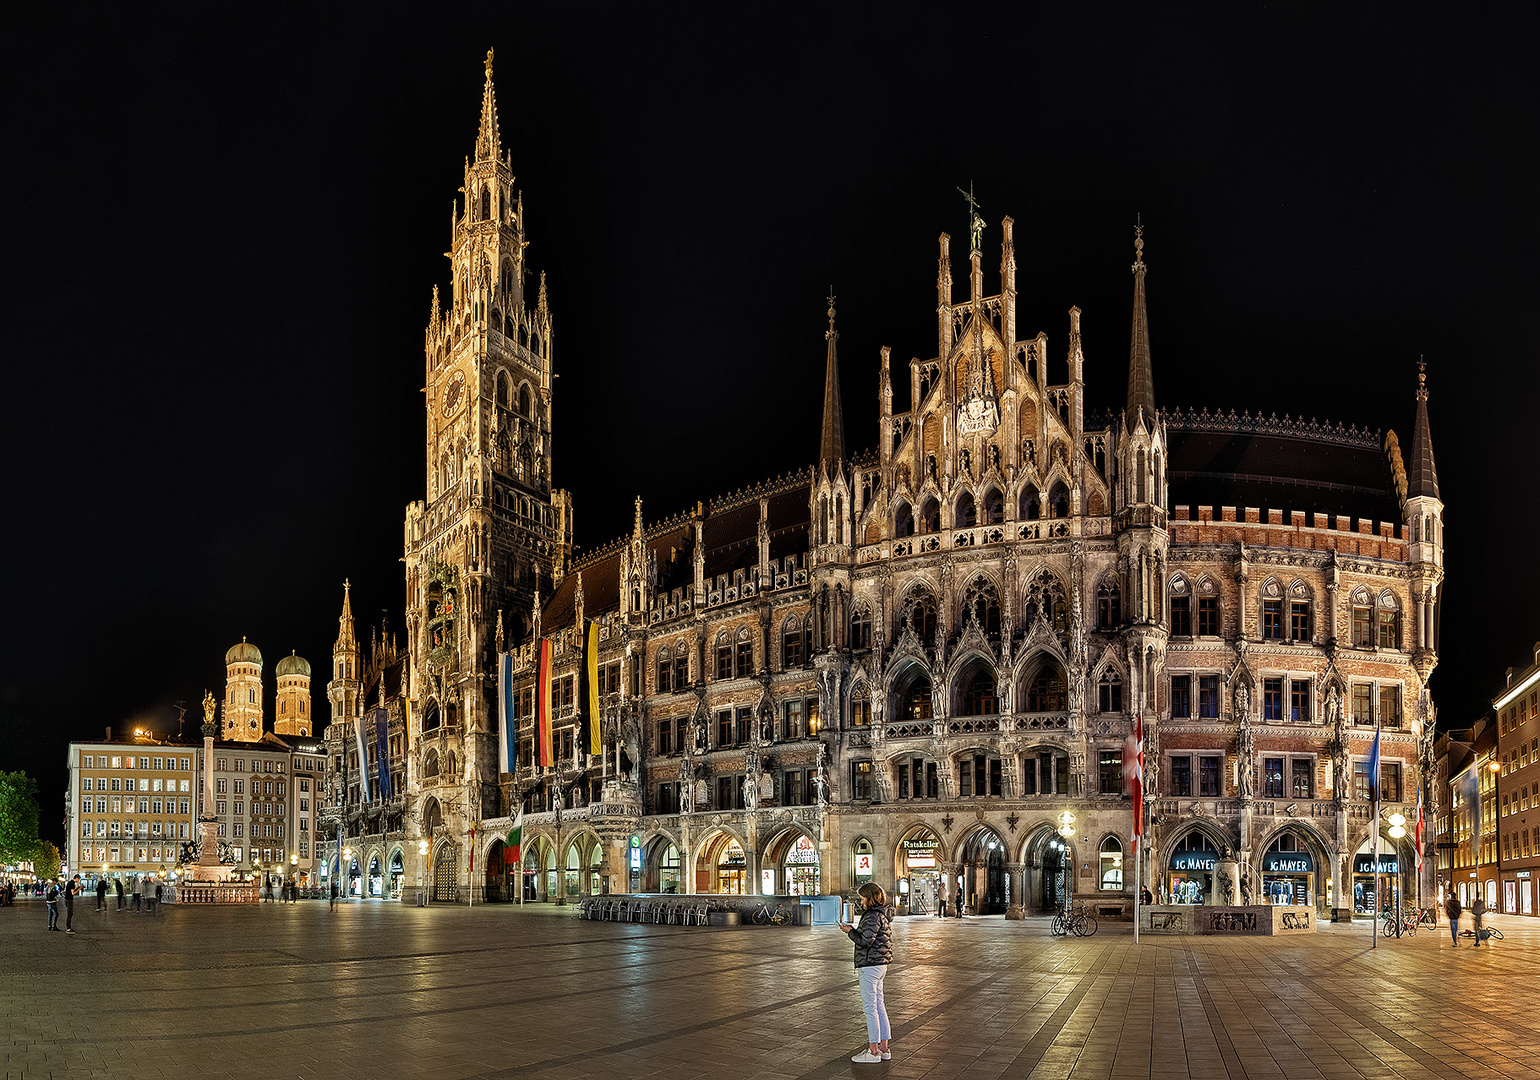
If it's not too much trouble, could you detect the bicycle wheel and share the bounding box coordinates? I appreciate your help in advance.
[1488,927,1504,940]
[1050,914,1069,936]
[1380,918,1397,938]
[1404,918,1416,937]
[752,906,769,925]
[1081,915,1098,937]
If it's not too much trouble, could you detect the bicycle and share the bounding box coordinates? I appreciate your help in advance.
[752,902,792,925]
[1051,904,1098,937]
[1380,908,1418,938]
[1459,925,1503,941]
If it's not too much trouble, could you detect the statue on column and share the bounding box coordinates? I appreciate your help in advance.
[678,759,693,814]
[1236,709,1255,799]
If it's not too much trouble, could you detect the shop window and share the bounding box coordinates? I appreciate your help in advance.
[1099,750,1123,795]
[1171,675,1192,718]
[1171,755,1192,797]
[1099,837,1124,890]
[1198,676,1220,718]
[1199,756,1221,797]
[1170,594,1191,636]
[1263,758,1284,798]
[1262,599,1283,640]
[1263,679,1283,721]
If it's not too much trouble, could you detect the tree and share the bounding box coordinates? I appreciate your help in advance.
[33,841,61,881]
[0,771,40,867]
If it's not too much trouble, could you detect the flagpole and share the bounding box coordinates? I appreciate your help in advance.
[1372,717,1381,951]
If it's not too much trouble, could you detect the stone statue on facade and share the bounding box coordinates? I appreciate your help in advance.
[743,774,758,812]
[1234,681,1250,723]
[678,759,693,814]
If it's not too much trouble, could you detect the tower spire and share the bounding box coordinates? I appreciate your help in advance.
[1125,219,1155,432]
[475,48,501,162]
[818,288,845,474]
[1406,359,1440,500]
[337,579,356,650]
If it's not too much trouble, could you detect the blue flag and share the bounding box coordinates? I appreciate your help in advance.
[1368,724,1382,797]
[375,708,391,800]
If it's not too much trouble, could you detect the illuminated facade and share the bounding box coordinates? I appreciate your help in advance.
[1495,645,1540,914]
[337,56,1445,918]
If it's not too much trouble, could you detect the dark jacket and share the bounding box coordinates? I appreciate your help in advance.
[847,904,895,968]
[1444,896,1461,920]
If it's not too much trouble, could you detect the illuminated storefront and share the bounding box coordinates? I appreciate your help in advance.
[1261,835,1314,907]
[1165,832,1217,904]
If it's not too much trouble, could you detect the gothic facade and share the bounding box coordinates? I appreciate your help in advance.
[327,56,1443,918]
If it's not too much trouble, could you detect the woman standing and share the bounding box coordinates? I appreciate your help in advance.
[839,882,894,1063]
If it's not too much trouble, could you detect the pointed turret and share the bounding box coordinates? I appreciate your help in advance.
[337,579,356,651]
[1126,222,1155,432]
[474,48,500,163]
[1407,362,1440,500]
[819,290,846,475]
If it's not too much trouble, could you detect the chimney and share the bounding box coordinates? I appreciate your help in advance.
[105,726,112,742]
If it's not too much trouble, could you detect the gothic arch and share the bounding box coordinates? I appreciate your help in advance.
[895,821,952,867]
[760,822,820,867]
[950,652,999,717]
[886,659,935,724]
[1017,649,1069,713]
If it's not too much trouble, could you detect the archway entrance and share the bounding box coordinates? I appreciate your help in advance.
[1024,826,1070,913]
[389,850,404,900]
[485,839,507,902]
[1165,831,1219,905]
[432,846,456,902]
[1351,834,1406,916]
[645,837,681,893]
[694,833,746,894]
[958,827,1009,914]
[762,831,820,896]
[1261,829,1320,910]
[368,855,382,898]
[896,826,943,916]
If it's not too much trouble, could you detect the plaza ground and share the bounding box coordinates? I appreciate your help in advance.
[2,899,1536,1080]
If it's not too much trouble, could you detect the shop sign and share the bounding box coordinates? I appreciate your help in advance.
[855,852,873,875]
[1170,852,1216,871]
[786,836,819,864]
[902,836,939,868]
[1353,855,1398,874]
[1262,853,1313,873]
[1518,871,1532,879]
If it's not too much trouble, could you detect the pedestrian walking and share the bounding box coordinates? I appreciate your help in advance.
[1471,894,1487,946]
[330,881,337,910]
[64,875,79,933]
[955,883,965,918]
[96,878,107,911]
[154,880,164,915]
[45,878,60,931]
[934,888,941,918]
[144,876,157,916]
[114,878,124,910]
[838,882,895,1064]
[132,876,142,912]
[1444,892,1462,946]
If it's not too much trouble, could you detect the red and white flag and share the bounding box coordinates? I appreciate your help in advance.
[1125,714,1144,837]
[1414,787,1425,877]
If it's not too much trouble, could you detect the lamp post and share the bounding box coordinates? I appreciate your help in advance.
[417,839,428,907]
[1056,812,1076,916]
[342,846,352,903]
[290,853,298,903]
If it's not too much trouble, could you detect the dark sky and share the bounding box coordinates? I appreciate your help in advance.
[4,7,1537,846]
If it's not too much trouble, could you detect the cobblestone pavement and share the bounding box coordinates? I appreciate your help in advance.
[3,899,1537,1080]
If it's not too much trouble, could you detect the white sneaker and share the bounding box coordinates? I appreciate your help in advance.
[852,1051,882,1063]
[881,1050,892,1060]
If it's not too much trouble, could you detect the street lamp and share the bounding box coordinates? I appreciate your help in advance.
[417,839,429,907]
[290,853,298,903]
[342,846,353,903]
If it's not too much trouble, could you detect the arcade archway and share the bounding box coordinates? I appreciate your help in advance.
[1023,825,1074,913]
[957,826,1009,914]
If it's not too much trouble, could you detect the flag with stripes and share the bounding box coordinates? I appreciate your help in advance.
[507,806,524,865]
[535,638,553,768]
[1414,785,1425,877]
[497,651,516,775]
[580,620,601,757]
[1125,713,1144,836]
[353,714,371,804]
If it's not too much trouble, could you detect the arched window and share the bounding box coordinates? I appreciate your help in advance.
[982,486,1004,525]
[735,627,754,677]
[849,606,872,651]
[1097,669,1123,714]
[900,589,938,644]
[420,701,440,732]
[782,615,805,669]
[1097,578,1121,630]
[819,493,829,545]
[656,645,673,694]
[1153,450,1163,510]
[1024,658,1068,712]
[1024,572,1068,631]
[423,750,440,779]
[496,371,511,409]
[919,497,940,534]
[1020,484,1041,520]
[518,383,532,418]
[1099,836,1124,890]
[1048,481,1070,518]
[955,491,977,528]
[1378,591,1401,650]
[715,631,733,681]
[894,500,914,538]
[479,187,490,220]
[957,661,998,717]
[1351,587,1374,648]
[962,577,1001,637]
[901,675,934,720]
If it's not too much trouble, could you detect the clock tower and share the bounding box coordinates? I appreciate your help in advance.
[404,51,574,854]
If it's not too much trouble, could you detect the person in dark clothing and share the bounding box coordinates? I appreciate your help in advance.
[1445,893,1462,946]
[839,882,895,1063]
[1470,895,1488,946]
[45,879,60,930]
[955,883,965,918]
[96,878,107,910]
[114,878,124,910]
[64,875,79,933]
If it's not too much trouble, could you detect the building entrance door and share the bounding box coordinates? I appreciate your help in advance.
[432,848,456,902]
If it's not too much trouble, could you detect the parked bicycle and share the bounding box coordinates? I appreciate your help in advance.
[1051,903,1098,937]
[1380,907,1419,938]
[751,901,792,925]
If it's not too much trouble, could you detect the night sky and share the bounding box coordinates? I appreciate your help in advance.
[4,8,1536,846]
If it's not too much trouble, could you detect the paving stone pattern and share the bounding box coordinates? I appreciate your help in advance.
[3,901,1537,1080]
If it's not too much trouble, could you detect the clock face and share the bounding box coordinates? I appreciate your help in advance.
[442,370,466,417]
